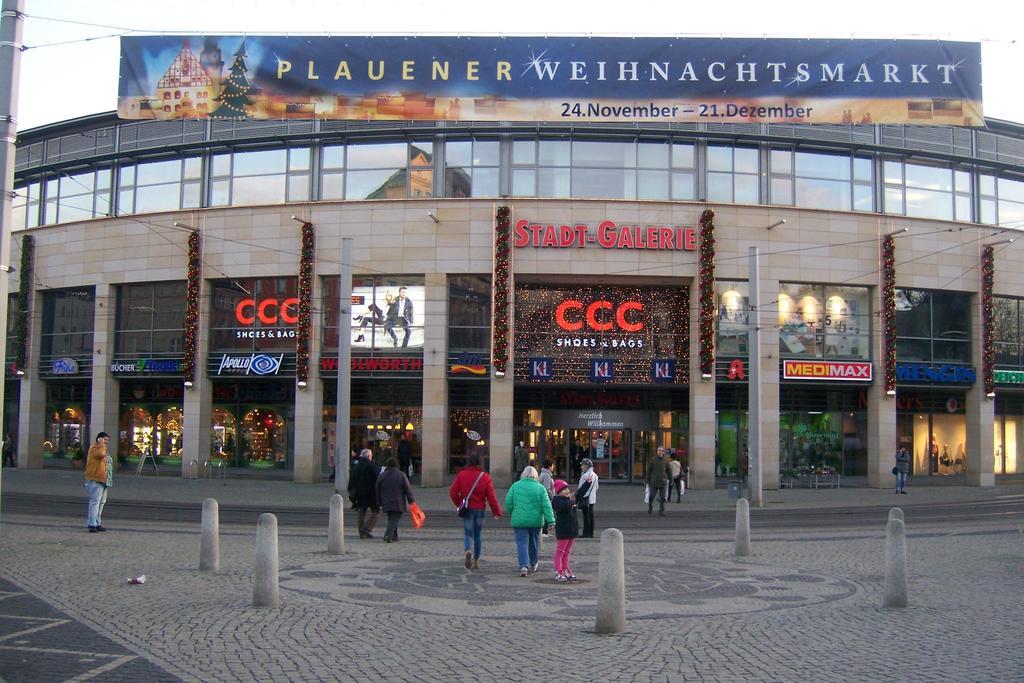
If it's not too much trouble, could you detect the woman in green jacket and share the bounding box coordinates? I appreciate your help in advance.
[504,466,555,577]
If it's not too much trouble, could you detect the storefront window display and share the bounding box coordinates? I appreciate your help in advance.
[777,283,870,359]
[210,383,294,469]
[44,405,87,460]
[241,408,287,469]
[717,282,749,356]
[210,408,237,463]
[898,393,967,476]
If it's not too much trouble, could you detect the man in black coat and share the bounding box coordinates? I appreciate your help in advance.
[347,448,381,538]
[397,435,412,477]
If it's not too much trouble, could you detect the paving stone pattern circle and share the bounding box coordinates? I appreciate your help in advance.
[281,556,858,620]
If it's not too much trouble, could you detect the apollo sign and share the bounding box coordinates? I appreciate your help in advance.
[783,360,872,381]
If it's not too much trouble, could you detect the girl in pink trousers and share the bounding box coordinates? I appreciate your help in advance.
[551,480,578,582]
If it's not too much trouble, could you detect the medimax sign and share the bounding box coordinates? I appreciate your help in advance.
[515,219,696,251]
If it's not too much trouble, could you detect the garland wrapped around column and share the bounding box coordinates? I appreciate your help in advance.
[296,221,315,384]
[183,231,202,383]
[697,209,716,379]
[13,235,34,372]
[492,206,511,376]
[881,235,897,395]
[676,285,691,384]
[982,245,995,396]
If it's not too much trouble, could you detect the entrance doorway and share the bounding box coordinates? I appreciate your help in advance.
[568,429,631,482]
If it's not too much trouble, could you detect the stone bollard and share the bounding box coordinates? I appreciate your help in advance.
[199,498,220,572]
[888,507,904,523]
[328,494,346,555]
[253,513,280,608]
[883,516,908,608]
[595,528,626,634]
[735,498,751,557]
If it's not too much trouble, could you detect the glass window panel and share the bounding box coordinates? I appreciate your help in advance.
[58,205,92,223]
[233,175,286,205]
[537,168,570,197]
[795,151,850,180]
[637,170,669,200]
[183,157,202,180]
[637,142,669,168]
[135,184,180,213]
[212,153,231,177]
[62,171,94,195]
[182,181,201,208]
[95,168,111,190]
[347,142,407,169]
[671,171,695,200]
[137,159,181,185]
[796,178,850,210]
[571,168,635,199]
[734,174,759,204]
[771,178,793,205]
[932,292,971,337]
[884,160,903,184]
[287,174,310,202]
[853,156,872,182]
[853,183,873,212]
[151,329,184,353]
[409,168,433,198]
[512,168,536,196]
[905,188,953,220]
[445,168,472,198]
[321,171,344,200]
[538,140,571,166]
[671,143,695,169]
[233,149,287,176]
[118,186,135,214]
[572,140,637,168]
[999,199,1024,227]
[512,140,536,165]
[707,145,733,172]
[933,340,969,363]
[980,198,996,224]
[895,338,930,361]
[117,331,151,355]
[978,174,996,195]
[884,187,904,214]
[118,165,135,187]
[995,342,1019,367]
[770,149,792,175]
[345,169,399,199]
[473,140,500,166]
[993,298,1019,343]
[905,163,953,192]
[955,194,971,221]
[707,172,733,202]
[323,145,344,169]
[446,140,473,167]
[954,170,971,193]
[210,179,230,206]
[895,289,930,337]
[734,147,758,174]
[288,147,310,171]
[471,167,499,197]
[998,177,1024,203]
[409,142,433,165]
[448,327,490,350]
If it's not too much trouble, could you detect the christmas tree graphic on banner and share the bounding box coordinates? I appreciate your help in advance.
[211,41,253,119]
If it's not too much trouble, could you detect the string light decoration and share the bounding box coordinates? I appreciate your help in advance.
[676,285,691,384]
[14,235,34,372]
[982,245,995,396]
[492,206,511,375]
[183,230,202,383]
[296,220,315,384]
[210,41,253,119]
[698,209,716,378]
[881,235,897,395]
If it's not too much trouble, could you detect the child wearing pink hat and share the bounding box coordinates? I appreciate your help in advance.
[551,479,579,582]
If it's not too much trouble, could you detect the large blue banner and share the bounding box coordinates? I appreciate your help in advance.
[118,36,983,125]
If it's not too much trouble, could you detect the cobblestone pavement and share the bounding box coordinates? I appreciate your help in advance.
[1,510,1022,682]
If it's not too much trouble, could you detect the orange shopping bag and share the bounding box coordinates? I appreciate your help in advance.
[409,502,426,529]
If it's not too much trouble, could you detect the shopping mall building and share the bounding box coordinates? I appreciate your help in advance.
[6,107,1024,489]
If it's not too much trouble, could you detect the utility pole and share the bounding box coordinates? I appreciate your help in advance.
[0,0,26,528]
[747,246,763,507]
[333,238,353,493]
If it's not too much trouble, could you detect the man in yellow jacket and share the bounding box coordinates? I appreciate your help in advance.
[84,432,112,532]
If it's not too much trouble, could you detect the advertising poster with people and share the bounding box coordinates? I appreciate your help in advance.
[350,282,425,351]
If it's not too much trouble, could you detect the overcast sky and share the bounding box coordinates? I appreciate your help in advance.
[15,0,1023,130]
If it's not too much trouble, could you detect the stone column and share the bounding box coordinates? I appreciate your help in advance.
[182,278,212,478]
[421,272,448,487]
[17,292,45,468]
[868,274,898,488]
[688,276,715,490]
[489,375,514,488]
[966,294,994,486]
[90,284,119,463]
[292,274,323,483]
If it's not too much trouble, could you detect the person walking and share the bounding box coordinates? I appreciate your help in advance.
[505,466,554,577]
[2,432,15,468]
[348,448,381,538]
[668,450,684,502]
[551,479,579,582]
[538,460,555,537]
[895,445,911,494]
[83,432,112,532]
[646,446,672,515]
[449,453,501,570]
[576,458,599,538]
[376,457,415,543]
[397,435,413,477]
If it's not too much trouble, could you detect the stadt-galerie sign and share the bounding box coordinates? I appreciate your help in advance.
[119,36,983,125]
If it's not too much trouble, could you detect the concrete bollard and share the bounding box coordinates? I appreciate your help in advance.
[883,516,908,608]
[888,507,904,523]
[595,528,626,634]
[328,494,346,555]
[253,513,280,608]
[199,498,220,572]
[735,498,751,557]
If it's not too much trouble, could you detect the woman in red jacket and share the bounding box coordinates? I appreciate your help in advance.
[449,453,502,570]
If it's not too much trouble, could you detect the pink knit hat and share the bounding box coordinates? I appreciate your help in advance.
[553,479,569,494]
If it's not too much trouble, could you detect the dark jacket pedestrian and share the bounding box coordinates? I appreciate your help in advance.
[895,446,910,494]
[551,480,578,581]
[2,432,14,468]
[348,449,381,538]
[397,437,412,476]
[645,447,672,515]
[376,457,415,542]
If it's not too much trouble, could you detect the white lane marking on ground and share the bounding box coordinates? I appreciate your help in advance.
[0,644,123,657]
[64,654,138,682]
[0,618,69,641]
